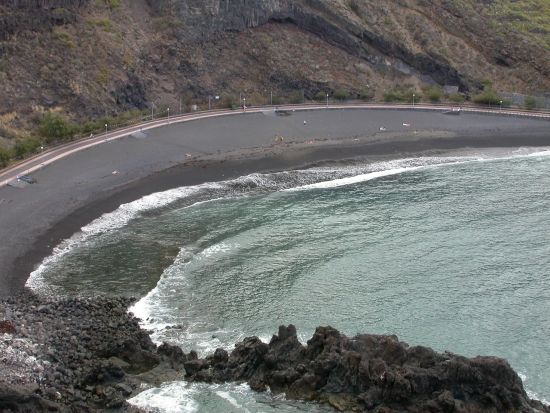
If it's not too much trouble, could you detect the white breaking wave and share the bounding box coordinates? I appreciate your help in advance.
[26,147,550,295]
[129,240,239,349]
[129,246,196,335]
[519,373,550,406]
[128,382,260,413]
[289,166,422,190]
[128,381,200,413]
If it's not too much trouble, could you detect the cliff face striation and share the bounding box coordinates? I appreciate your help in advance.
[0,0,549,137]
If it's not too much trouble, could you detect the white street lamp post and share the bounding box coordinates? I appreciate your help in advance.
[326,93,329,107]
[412,93,415,107]
[243,97,246,112]
[499,100,503,111]
[167,107,170,122]
[270,89,273,106]
[105,123,108,134]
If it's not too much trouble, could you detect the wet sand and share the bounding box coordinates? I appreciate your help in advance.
[0,108,548,296]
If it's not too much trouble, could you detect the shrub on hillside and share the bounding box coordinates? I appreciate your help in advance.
[81,120,103,135]
[472,82,504,106]
[383,90,402,102]
[359,88,374,101]
[449,93,465,104]
[425,86,443,102]
[0,146,10,168]
[271,95,283,105]
[13,137,41,159]
[314,91,327,102]
[334,89,349,101]
[383,87,420,103]
[38,113,78,142]
[289,92,303,104]
[524,95,537,110]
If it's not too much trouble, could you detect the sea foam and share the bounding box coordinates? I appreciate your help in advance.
[26,147,550,296]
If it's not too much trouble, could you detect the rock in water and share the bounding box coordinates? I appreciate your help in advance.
[185,325,550,413]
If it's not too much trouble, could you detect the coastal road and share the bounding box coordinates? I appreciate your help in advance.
[2,103,549,188]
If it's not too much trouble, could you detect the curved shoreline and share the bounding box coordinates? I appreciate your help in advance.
[0,108,549,296]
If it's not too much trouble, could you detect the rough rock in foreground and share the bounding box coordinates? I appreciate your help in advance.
[0,292,186,412]
[185,325,550,413]
[1,292,548,413]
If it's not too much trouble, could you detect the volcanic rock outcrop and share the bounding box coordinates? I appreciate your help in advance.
[0,292,186,412]
[185,324,550,413]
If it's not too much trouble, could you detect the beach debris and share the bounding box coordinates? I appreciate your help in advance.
[274,135,285,144]
[112,170,119,175]
[379,126,387,131]
[303,120,307,125]
[185,153,193,157]
[403,123,411,127]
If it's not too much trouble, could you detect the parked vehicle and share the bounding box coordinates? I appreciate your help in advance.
[17,175,36,184]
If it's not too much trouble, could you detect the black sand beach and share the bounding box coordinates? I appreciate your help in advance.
[1,108,549,296]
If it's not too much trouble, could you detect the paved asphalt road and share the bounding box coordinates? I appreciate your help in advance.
[2,103,549,187]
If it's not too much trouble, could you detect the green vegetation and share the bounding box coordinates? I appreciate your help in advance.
[333,89,349,101]
[472,81,507,106]
[88,18,114,32]
[481,0,550,49]
[96,67,110,86]
[13,137,42,159]
[314,91,327,102]
[97,0,120,10]
[448,93,465,104]
[0,147,10,168]
[38,113,78,143]
[359,88,374,101]
[289,92,303,104]
[54,30,76,49]
[152,17,184,32]
[424,86,443,103]
[524,95,537,110]
[446,0,550,47]
[271,95,283,105]
[384,86,420,103]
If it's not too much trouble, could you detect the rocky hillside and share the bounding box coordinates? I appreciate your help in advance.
[0,0,549,143]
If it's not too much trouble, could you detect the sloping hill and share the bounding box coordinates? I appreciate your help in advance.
[0,0,548,147]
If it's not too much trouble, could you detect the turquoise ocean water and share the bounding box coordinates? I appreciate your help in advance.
[28,149,550,412]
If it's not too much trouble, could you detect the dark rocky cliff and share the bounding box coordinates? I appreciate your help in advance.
[147,0,470,89]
